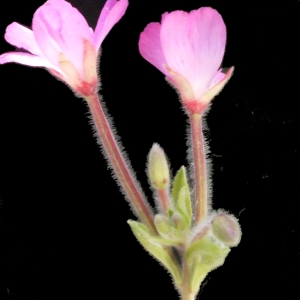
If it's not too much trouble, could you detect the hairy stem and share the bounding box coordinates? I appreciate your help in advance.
[190,113,208,224]
[86,93,156,234]
[157,188,172,215]
[179,250,195,300]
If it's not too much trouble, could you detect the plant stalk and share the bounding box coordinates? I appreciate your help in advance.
[86,93,156,234]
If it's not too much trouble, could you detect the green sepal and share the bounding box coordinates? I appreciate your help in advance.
[127,220,182,285]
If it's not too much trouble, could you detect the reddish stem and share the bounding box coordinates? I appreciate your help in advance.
[86,93,156,234]
[157,188,172,215]
[190,113,207,224]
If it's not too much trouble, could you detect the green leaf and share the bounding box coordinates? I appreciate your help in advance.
[190,259,211,294]
[127,220,182,285]
[172,166,190,208]
[149,236,181,246]
[172,167,192,228]
[176,186,192,229]
[168,209,174,218]
[186,237,230,267]
[186,237,230,294]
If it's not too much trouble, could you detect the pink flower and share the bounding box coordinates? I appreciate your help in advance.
[0,0,128,97]
[139,7,233,114]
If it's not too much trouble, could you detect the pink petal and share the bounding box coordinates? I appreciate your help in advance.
[160,7,226,99]
[33,0,94,76]
[200,66,234,105]
[94,0,118,39]
[4,22,43,57]
[138,22,167,75]
[45,0,65,5]
[161,12,169,22]
[0,52,58,69]
[32,8,62,69]
[94,0,128,50]
[46,0,94,44]
[209,69,226,88]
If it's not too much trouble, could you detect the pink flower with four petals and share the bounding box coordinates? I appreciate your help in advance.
[139,7,233,114]
[0,0,128,97]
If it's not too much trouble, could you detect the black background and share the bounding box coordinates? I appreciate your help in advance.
[0,0,300,299]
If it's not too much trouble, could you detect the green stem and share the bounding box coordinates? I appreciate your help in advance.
[86,93,156,234]
[179,251,195,300]
[181,290,195,300]
[190,113,208,224]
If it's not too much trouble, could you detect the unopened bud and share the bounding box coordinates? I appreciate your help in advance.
[154,214,171,236]
[147,143,170,190]
[212,214,241,247]
[172,211,187,231]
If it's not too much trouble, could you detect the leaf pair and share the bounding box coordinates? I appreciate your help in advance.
[127,220,182,285]
[186,236,230,293]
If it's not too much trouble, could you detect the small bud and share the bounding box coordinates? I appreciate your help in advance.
[154,214,184,242]
[212,214,241,247]
[171,212,181,227]
[154,214,172,236]
[147,143,170,190]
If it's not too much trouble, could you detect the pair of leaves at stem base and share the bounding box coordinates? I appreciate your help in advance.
[127,166,231,294]
[127,220,230,293]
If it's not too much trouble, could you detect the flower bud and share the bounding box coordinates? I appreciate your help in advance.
[172,211,187,231]
[212,214,241,247]
[147,143,170,190]
[154,214,184,242]
[154,214,171,235]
